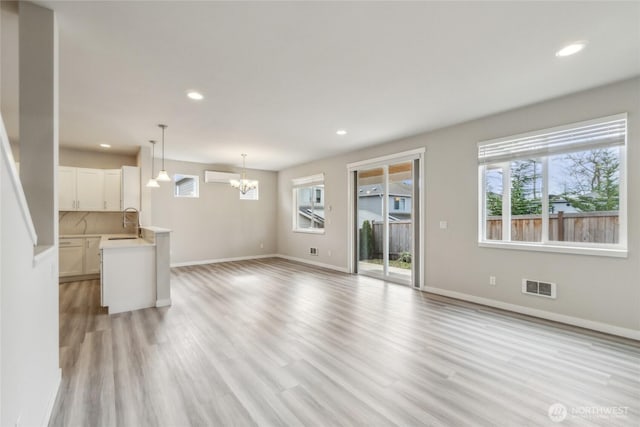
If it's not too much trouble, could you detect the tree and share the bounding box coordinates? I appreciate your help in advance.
[486,191,502,216]
[561,148,619,212]
[510,160,542,215]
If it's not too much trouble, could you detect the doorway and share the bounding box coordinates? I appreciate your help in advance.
[348,150,424,288]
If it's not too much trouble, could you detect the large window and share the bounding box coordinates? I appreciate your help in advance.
[292,173,325,233]
[478,114,627,256]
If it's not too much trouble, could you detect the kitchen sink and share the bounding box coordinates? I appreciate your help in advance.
[108,237,137,240]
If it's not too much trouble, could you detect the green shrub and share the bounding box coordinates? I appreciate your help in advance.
[359,220,374,260]
[398,251,412,263]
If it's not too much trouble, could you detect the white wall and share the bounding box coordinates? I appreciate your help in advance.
[1,163,60,427]
[277,77,640,335]
[151,158,277,265]
[59,147,137,169]
[0,3,61,424]
[18,1,58,247]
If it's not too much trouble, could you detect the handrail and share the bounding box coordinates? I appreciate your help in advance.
[0,114,38,245]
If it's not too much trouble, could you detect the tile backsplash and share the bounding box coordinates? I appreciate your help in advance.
[59,211,138,235]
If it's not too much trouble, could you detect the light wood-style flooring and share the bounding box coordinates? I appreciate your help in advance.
[50,258,640,426]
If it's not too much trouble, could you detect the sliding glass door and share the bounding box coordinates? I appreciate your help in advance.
[355,158,420,287]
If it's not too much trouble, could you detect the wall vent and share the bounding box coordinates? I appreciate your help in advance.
[309,247,318,256]
[522,279,556,299]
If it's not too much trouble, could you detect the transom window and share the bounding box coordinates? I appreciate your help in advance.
[478,114,627,257]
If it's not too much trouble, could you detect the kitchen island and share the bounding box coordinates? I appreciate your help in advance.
[99,226,171,314]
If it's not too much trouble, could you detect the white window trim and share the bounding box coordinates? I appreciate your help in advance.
[292,173,324,187]
[478,114,628,257]
[346,148,425,289]
[174,174,200,198]
[292,174,325,234]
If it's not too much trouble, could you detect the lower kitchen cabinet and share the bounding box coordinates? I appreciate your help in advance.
[84,237,102,274]
[59,238,84,277]
[59,236,102,278]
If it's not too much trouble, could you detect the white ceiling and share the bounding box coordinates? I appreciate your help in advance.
[10,1,640,170]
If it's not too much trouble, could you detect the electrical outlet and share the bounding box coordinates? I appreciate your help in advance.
[309,247,318,256]
[489,276,496,286]
[260,242,264,249]
[327,249,332,256]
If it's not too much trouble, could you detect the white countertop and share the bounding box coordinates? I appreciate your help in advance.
[60,232,163,249]
[141,226,172,233]
[99,235,155,250]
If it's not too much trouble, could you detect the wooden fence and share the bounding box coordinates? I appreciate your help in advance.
[486,211,619,243]
[366,212,619,255]
[371,220,412,257]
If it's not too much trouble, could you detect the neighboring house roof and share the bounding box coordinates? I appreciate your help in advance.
[299,208,325,225]
[356,209,401,226]
[358,182,412,197]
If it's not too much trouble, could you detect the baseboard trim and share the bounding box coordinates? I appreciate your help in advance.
[171,254,278,268]
[424,286,640,341]
[155,298,172,307]
[275,254,349,273]
[42,368,62,426]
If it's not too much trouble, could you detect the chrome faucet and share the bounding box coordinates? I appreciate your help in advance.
[123,207,141,237]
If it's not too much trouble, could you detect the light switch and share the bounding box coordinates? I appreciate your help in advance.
[439,221,448,229]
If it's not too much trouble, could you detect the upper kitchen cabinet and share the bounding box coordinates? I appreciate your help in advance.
[59,166,140,211]
[59,166,77,210]
[76,168,105,211]
[104,169,122,211]
[121,166,140,210]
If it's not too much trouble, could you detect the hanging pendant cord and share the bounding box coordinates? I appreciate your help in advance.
[159,124,167,170]
[149,140,156,177]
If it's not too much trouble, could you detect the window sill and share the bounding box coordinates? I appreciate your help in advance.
[478,241,628,258]
[293,228,325,235]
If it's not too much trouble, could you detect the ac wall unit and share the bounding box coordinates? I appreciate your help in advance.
[204,171,240,183]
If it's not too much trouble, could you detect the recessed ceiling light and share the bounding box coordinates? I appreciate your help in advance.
[556,41,587,57]
[99,143,111,148]
[187,91,204,100]
[336,129,347,136]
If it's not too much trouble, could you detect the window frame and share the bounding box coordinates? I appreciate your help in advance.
[239,183,259,201]
[173,174,200,198]
[478,114,627,258]
[292,173,325,234]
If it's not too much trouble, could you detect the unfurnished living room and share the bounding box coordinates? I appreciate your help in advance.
[1,1,639,426]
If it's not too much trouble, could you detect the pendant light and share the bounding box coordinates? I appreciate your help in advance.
[229,153,258,194]
[156,124,171,182]
[146,140,160,188]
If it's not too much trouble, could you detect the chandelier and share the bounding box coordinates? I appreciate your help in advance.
[229,154,258,194]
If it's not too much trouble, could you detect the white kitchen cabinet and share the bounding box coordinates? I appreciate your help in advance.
[59,167,77,210]
[84,237,102,274]
[101,244,156,314]
[121,166,140,210]
[104,169,122,211]
[59,238,84,277]
[76,168,105,211]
